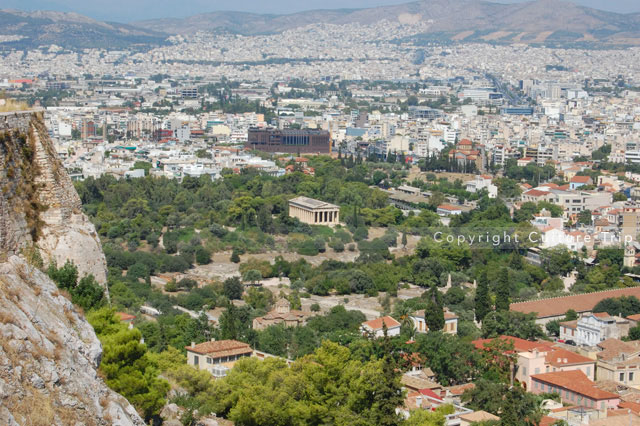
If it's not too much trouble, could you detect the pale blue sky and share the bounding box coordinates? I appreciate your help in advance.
[4,0,639,23]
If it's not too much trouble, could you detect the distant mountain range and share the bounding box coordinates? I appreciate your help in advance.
[132,0,640,46]
[0,9,166,49]
[2,0,640,49]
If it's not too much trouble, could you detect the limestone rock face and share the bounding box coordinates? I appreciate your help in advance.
[0,110,107,283]
[0,256,144,425]
[0,111,140,424]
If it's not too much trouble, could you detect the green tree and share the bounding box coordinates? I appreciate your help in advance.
[577,209,592,225]
[463,380,543,426]
[47,261,104,311]
[415,332,479,385]
[195,246,212,265]
[425,286,445,331]
[495,268,510,312]
[593,296,640,317]
[242,269,262,286]
[223,277,244,300]
[88,308,169,420]
[47,260,78,291]
[628,325,640,341]
[481,311,545,340]
[565,309,578,320]
[475,271,492,322]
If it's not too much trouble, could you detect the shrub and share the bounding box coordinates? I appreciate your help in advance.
[329,239,345,252]
[164,280,178,292]
[195,246,212,265]
[297,239,320,256]
[352,227,368,241]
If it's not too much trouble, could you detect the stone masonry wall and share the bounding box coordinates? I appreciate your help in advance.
[0,110,107,282]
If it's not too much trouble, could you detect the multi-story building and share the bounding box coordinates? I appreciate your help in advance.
[560,313,631,346]
[410,310,458,335]
[252,299,314,330]
[186,340,254,378]
[247,127,332,154]
[473,336,595,391]
[595,338,640,387]
[361,316,401,338]
[531,370,619,410]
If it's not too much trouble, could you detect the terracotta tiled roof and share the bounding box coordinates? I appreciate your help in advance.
[446,383,475,396]
[362,316,400,330]
[186,339,253,357]
[458,411,499,422]
[570,176,592,183]
[596,338,640,362]
[404,391,439,411]
[531,370,619,400]
[628,314,640,322]
[619,401,640,415]
[539,416,560,426]
[116,312,136,321]
[472,335,553,353]
[510,287,640,319]
[413,310,458,321]
[559,320,578,329]
[523,189,551,197]
[545,348,594,367]
[437,204,462,211]
[401,375,441,391]
[444,312,458,320]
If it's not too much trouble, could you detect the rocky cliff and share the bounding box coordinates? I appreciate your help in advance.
[0,110,143,425]
[0,109,107,283]
[0,256,143,425]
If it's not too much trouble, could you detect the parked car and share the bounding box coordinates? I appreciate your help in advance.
[565,340,576,346]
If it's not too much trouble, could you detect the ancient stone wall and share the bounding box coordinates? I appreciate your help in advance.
[0,110,107,282]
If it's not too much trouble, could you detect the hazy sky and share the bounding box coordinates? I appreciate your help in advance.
[4,0,639,22]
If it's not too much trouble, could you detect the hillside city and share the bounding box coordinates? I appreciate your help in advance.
[4,3,640,426]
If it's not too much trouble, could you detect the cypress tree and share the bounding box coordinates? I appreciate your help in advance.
[475,270,491,322]
[495,267,511,312]
[425,286,445,331]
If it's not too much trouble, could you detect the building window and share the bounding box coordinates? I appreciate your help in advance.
[630,372,635,382]
[620,373,625,382]
[194,355,199,366]
[522,367,527,377]
[586,367,591,376]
